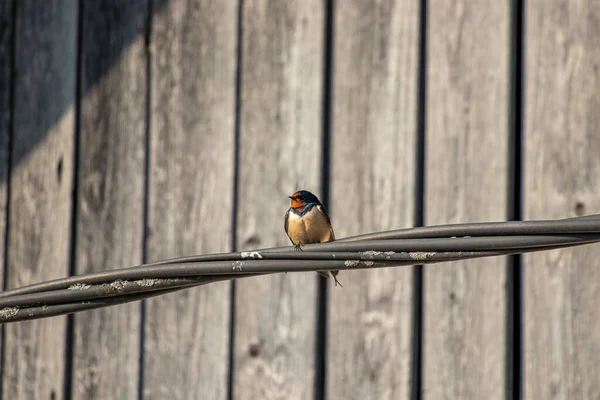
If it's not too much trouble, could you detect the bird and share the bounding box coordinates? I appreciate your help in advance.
[284,190,342,286]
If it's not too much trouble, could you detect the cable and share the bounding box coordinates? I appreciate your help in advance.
[1,214,599,323]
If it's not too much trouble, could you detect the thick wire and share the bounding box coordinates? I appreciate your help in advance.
[1,214,599,323]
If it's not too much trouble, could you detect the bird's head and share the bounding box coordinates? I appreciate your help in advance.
[288,190,321,209]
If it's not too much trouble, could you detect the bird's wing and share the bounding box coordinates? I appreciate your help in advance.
[316,204,335,241]
[284,208,290,234]
[284,208,293,244]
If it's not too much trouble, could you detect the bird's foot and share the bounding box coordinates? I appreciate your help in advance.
[294,244,303,251]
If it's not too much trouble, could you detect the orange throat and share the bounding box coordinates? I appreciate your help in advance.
[290,198,306,209]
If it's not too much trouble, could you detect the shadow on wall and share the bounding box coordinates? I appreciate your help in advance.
[0,0,169,184]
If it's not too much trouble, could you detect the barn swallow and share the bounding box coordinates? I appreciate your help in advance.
[284,190,342,286]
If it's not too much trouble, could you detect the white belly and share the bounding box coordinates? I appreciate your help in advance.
[287,207,334,245]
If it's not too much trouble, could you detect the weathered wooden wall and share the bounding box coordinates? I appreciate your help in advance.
[1,0,600,399]
[4,1,76,398]
[144,1,236,398]
[524,0,600,398]
[329,1,418,399]
[234,1,323,399]
[73,1,148,399]
[424,1,510,398]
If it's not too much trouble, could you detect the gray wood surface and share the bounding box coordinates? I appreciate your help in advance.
[423,1,509,398]
[327,1,419,398]
[143,1,237,399]
[3,2,600,397]
[0,0,11,298]
[233,1,323,399]
[524,1,600,398]
[2,1,78,399]
[71,1,148,398]
[0,5,11,392]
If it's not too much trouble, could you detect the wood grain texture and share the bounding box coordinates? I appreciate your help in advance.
[71,1,148,399]
[0,0,11,292]
[423,1,509,398]
[2,1,77,399]
[0,6,11,391]
[524,1,600,398]
[144,1,236,399]
[233,1,323,399]
[327,1,419,399]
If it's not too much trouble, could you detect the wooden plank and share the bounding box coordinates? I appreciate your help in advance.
[232,1,323,399]
[71,1,148,399]
[0,0,12,291]
[327,1,419,398]
[2,1,78,399]
[0,6,11,392]
[423,1,510,398]
[524,1,600,397]
[423,0,510,399]
[143,1,237,398]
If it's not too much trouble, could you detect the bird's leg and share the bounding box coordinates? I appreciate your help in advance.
[316,271,343,287]
[332,275,343,287]
[294,244,303,251]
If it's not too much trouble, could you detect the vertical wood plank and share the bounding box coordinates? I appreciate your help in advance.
[423,1,509,398]
[71,1,148,398]
[0,6,11,391]
[524,1,600,397]
[3,1,77,399]
[327,1,419,399]
[144,1,237,398]
[0,0,12,291]
[233,1,323,399]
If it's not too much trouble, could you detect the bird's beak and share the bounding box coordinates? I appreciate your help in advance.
[288,196,294,199]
